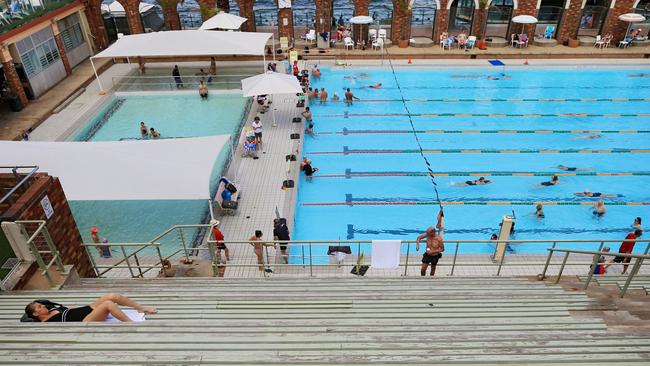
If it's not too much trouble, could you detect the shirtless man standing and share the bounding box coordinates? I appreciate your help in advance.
[415,210,445,277]
[249,230,273,273]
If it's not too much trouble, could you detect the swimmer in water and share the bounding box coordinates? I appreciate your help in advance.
[453,176,492,187]
[574,189,621,198]
[557,165,592,172]
[593,198,606,217]
[487,73,511,80]
[534,204,545,219]
[362,83,382,89]
[343,73,370,80]
[537,175,559,187]
[575,134,602,139]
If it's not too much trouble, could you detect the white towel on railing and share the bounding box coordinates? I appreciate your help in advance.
[371,240,401,269]
[105,309,146,323]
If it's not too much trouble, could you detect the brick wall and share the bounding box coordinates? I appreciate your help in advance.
[434,0,450,42]
[216,0,229,12]
[278,7,294,42]
[557,0,582,42]
[120,0,145,34]
[82,0,109,50]
[315,0,333,33]
[1,174,95,280]
[472,7,487,39]
[236,0,256,32]
[603,0,635,42]
[353,0,370,15]
[52,28,72,76]
[391,0,412,42]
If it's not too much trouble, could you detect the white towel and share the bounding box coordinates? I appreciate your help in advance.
[105,309,146,323]
[371,240,401,269]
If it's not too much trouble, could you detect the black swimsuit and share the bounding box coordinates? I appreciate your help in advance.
[45,306,93,322]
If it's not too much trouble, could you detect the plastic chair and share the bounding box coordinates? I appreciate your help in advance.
[372,37,384,50]
[378,29,387,40]
[511,34,518,47]
[594,35,605,48]
[466,36,476,49]
[306,29,316,43]
[619,37,632,48]
[344,37,354,50]
[519,33,529,48]
[368,29,377,40]
[544,25,555,39]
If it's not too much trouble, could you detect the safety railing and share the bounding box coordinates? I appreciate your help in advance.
[111,74,256,93]
[540,246,650,298]
[15,220,66,288]
[84,233,650,281]
[0,166,39,206]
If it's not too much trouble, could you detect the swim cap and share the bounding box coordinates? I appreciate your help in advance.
[90,227,98,233]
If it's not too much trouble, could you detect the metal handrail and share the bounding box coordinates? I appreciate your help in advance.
[541,247,650,297]
[0,166,39,205]
[14,220,66,288]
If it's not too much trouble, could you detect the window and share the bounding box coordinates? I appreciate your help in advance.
[58,14,85,51]
[19,35,60,77]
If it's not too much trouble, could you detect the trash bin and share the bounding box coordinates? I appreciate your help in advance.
[8,95,22,112]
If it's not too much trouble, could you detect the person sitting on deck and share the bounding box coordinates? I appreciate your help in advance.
[23,294,157,323]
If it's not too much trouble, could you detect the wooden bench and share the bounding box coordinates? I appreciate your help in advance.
[214,180,239,215]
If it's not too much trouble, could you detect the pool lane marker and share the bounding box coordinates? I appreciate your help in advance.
[312,147,650,155]
[325,97,650,103]
[320,113,650,118]
[317,170,650,179]
[318,129,650,135]
[302,201,650,207]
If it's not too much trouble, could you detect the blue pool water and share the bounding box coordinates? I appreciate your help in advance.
[294,67,650,255]
[69,94,248,251]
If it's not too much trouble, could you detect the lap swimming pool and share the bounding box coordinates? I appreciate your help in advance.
[294,66,650,255]
[68,93,249,251]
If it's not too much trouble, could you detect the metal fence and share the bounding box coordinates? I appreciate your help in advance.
[15,220,66,288]
[111,74,256,93]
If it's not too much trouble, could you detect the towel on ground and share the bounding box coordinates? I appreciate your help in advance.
[371,240,401,269]
[105,309,146,323]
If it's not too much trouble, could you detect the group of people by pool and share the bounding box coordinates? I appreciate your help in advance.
[138,121,160,139]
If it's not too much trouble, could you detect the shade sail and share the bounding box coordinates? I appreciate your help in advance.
[350,16,373,24]
[241,71,303,97]
[92,30,272,58]
[199,11,247,30]
[0,136,230,201]
[512,15,538,24]
[618,13,646,22]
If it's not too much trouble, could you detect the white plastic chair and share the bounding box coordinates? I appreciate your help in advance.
[378,29,387,40]
[305,29,316,43]
[594,35,604,48]
[372,37,384,50]
[344,37,354,50]
[466,36,476,49]
[368,29,377,40]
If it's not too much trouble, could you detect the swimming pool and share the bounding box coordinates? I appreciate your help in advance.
[69,93,249,250]
[294,66,650,255]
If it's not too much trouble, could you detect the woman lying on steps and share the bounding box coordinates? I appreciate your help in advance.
[24,293,157,322]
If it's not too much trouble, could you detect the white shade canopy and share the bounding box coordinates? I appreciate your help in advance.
[241,71,303,97]
[512,15,538,24]
[106,1,154,13]
[349,15,373,24]
[618,13,646,22]
[199,11,248,30]
[92,30,271,58]
[0,136,230,201]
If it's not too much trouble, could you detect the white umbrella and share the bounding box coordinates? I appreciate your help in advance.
[107,1,154,14]
[619,13,646,39]
[199,11,247,30]
[241,71,303,126]
[349,15,373,24]
[512,15,538,36]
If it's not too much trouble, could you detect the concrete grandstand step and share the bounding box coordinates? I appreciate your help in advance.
[1,276,645,364]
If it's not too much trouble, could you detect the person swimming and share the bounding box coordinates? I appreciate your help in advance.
[343,73,370,80]
[574,189,621,198]
[593,198,606,217]
[362,83,382,89]
[575,134,602,139]
[455,177,492,186]
[535,204,545,219]
[557,165,592,172]
[538,175,559,187]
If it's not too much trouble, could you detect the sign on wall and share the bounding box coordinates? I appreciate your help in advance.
[40,195,54,219]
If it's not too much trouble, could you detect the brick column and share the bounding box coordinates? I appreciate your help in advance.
[353,0,370,15]
[217,0,229,12]
[119,0,145,34]
[51,22,72,76]
[315,0,333,33]
[434,0,450,42]
[197,0,217,20]
[391,1,413,42]
[602,0,635,42]
[472,7,487,38]
[278,7,294,42]
[158,0,182,29]
[556,0,582,42]
[236,0,256,31]
[82,0,109,50]
[511,0,537,40]
[0,48,28,107]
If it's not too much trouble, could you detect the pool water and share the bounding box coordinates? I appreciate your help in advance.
[69,94,249,254]
[294,67,650,255]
